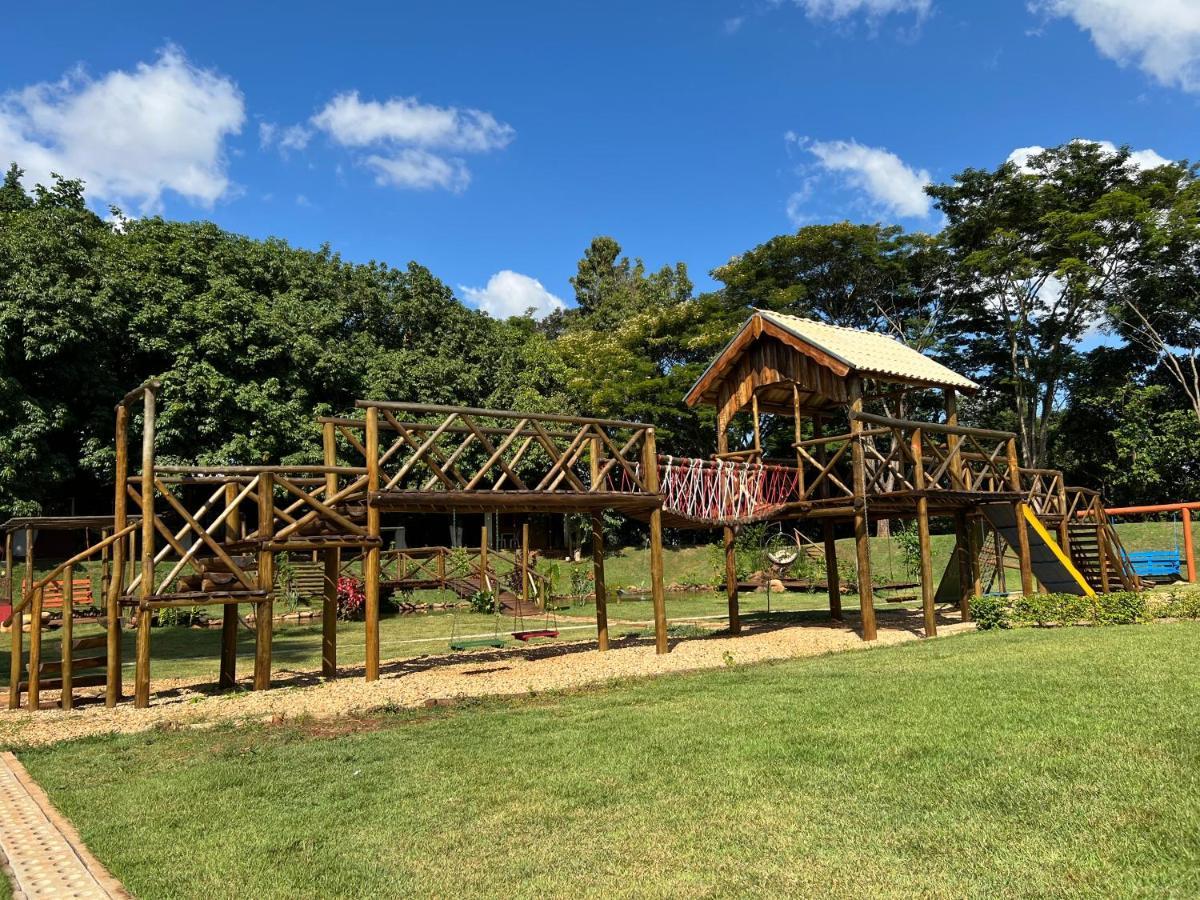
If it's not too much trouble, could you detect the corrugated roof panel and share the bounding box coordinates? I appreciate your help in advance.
[760,311,978,391]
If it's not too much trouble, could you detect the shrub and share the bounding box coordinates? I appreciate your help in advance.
[1153,588,1200,619]
[971,594,1010,631]
[468,589,495,614]
[1094,591,1148,626]
[1012,593,1057,627]
[336,576,365,621]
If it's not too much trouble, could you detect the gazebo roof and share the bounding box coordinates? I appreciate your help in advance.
[685,311,977,409]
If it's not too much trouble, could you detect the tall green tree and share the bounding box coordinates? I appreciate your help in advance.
[928,141,1184,467]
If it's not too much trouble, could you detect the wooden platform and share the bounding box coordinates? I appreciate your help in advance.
[369,489,661,515]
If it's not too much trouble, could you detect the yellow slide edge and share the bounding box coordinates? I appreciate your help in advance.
[1021,505,1097,598]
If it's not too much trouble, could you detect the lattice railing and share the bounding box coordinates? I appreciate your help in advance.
[325,402,657,499]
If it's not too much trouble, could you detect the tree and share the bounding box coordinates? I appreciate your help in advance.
[1107,168,1200,423]
[928,141,1181,467]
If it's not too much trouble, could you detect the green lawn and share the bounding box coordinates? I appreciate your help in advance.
[16,622,1200,898]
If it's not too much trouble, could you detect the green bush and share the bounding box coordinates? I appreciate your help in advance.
[1094,591,1148,625]
[971,594,1010,631]
[468,590,495,614]
[1152,588,1200,619]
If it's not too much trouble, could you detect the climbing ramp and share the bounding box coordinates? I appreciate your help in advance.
[981,503,1095,597]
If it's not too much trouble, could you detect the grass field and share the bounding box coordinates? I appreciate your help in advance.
[17,622,1200,898]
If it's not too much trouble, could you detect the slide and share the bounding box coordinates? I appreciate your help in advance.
[980,503,1095,597]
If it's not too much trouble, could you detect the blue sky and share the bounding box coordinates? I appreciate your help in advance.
[1,0,1196,316]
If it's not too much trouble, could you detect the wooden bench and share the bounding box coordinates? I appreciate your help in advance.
[21,578,95,611]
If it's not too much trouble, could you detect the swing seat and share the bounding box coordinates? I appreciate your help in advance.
[450,638,506,651]
[511,629,558,641]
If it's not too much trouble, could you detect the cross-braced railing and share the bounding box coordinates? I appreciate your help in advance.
[849,412,1020,499]
[324,402,659,503]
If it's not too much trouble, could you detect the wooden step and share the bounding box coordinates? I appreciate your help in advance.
[18,673,107,692]
[71,634,108,652]
[35,654,106,677]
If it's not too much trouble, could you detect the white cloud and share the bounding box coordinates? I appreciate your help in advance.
[799,136,932,217]
[1008,139,1171,171]
[365,149,470,192]
[308,91,513,192]
[312,92,514,152]
[1031,0,1200,91]
[0,46,244,212]
[461,270,565,320]
[788,0,931,22]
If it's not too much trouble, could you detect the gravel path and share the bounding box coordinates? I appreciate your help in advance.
[1,610,973,748]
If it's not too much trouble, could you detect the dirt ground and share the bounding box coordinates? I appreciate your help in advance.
[0,608,973,748]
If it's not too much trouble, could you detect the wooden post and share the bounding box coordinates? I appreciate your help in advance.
[1056,479,1071,558]
[28,584,43,711]
[364,406,381,681]
[520,521,530,608]
[322,421,339,678]
[135,386,156,708]
[218,482,241,689]
[1093,495,1110,594]
[792,384,806,497]
[107,402,128,706]
[724,527,740,634]
[591,514,609,651]
[823,521,842,621]
[254,471,275,690]
[1006,437,1035,597]
[321,549,339,677]
[61,566,74,710]
[587,436,609,649]
[750,392,762,453]
[910,429,937,637]
[642,428,668,654]
[479,525,489,592]
[955,512,974,622]
[6,530,18,710]
[1184,507,1196,583]
[944,389,964,489]
[848,378,876,641]
[716,408,740,634]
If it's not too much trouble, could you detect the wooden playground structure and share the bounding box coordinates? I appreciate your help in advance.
[4,311,1141,711]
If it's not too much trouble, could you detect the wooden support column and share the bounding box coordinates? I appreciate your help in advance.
[1093,496,1111,594]
[321,421,339,678]
[219,482,241,689]
[910,429,937,637]
[1006,437,1035,597]
[956,512,975,622]
[5,531,18,710]
[520,520,531,608]
[1184,507,1196,583]
[944,389,965,489]
[723,527,741,634]
[848,378,876,641]
[716,408,740,634]
[751,392,762,453]
[1056,480,1071,557]
[587,436,609,650]
[106,402,128,706]
[254,471,275,690]
[134,386,156,708]
[28,583,43,711]
[823,521,842,621]
[322,549,339,678]
[792,384,806,498]
[364,406,381,681]
[61,567,74,710]
[642,428,668,654]
[591,514,609,651]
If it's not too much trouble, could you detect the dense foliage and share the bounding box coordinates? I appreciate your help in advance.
[2,139,1200,518]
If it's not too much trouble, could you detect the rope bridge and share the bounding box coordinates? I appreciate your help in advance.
[615,456,801,526]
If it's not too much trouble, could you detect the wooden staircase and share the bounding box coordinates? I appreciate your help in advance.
[15,628,108,710]
[1067,523,1139,592]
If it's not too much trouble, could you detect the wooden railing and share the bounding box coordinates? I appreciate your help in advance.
[848,412,1020,497]
[323,403,657,502]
